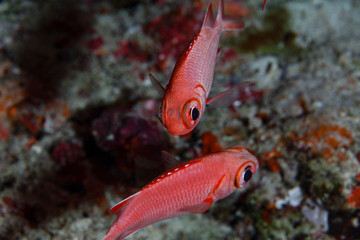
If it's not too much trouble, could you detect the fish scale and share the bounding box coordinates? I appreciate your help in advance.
[150,0,247,135]
[103,146,259,240]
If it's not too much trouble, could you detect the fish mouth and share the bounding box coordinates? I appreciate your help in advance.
[168,127,192,136]
[160,100,193,136]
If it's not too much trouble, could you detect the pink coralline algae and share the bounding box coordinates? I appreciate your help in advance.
[114,41,151,62]
[51,142,88,192]
[238,84,263,103]
[143,1,253,71]
[9,99,71,134]
[52,142,86,166]
[0,120,9,141]
[91,109,123,152]
[92,109,163,152]
[86,36,104,51]
[91,109,166,185]
[143,5,203,70]
[120,117,163,147]
[291,125,354,161]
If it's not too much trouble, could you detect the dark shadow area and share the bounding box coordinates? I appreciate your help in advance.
[328,209,360,238]
[72,102,170,187]
[0,100,170,238]
[7,0,93,101]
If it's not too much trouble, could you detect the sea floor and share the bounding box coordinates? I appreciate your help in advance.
[0,0,359,239]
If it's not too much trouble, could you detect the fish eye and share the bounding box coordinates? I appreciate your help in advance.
[235,164,255,188]
[190,107,199,121]
[243,168,252,182]
[182,99,201,129]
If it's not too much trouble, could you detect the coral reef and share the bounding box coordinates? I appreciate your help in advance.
[0,0,359,239]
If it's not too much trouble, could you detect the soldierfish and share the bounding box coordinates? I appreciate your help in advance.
[262,0,268,10]
[150,0,251,136]
[103,146,259,240]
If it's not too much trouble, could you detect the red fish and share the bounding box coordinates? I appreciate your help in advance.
[150,0,251,135]
[103,146,259,240]
[262,0,268,10]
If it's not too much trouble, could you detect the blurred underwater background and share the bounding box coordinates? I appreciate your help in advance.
[0,0,359,239]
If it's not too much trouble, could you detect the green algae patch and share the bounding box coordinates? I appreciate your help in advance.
[257,210,319,240]
[297,158,345,210]
[223,6,303,58]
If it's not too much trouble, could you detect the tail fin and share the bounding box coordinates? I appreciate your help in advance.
[222,16,245,31]
[216,0,224,25]
[218,0,244,31]
[262,0,268,11]
[202,2,216,29]
[202,0,244,31]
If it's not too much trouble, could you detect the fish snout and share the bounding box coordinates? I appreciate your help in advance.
[164,110,193,135]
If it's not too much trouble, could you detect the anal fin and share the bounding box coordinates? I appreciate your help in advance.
[109,191,140,217]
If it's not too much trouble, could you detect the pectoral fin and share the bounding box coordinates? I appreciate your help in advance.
[180,174,227,214]
[181,197,214,214]
[149,73,165,96]
[161,150,181,169]
[207,81,252,107]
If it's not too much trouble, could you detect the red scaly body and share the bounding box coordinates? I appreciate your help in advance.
[150,0,268,136]
[103,146,259,240]
[150,0,247,135]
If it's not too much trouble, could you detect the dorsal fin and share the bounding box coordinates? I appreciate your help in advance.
[109,191,140,216]
[161,150,181,169]
[149,73,165,96]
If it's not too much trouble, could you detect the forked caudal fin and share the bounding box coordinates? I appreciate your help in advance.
[202,0,244,31]
[262,0,268,11]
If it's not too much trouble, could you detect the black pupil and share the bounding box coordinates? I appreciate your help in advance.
[190,107,199,120]
[243,170,252,182]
